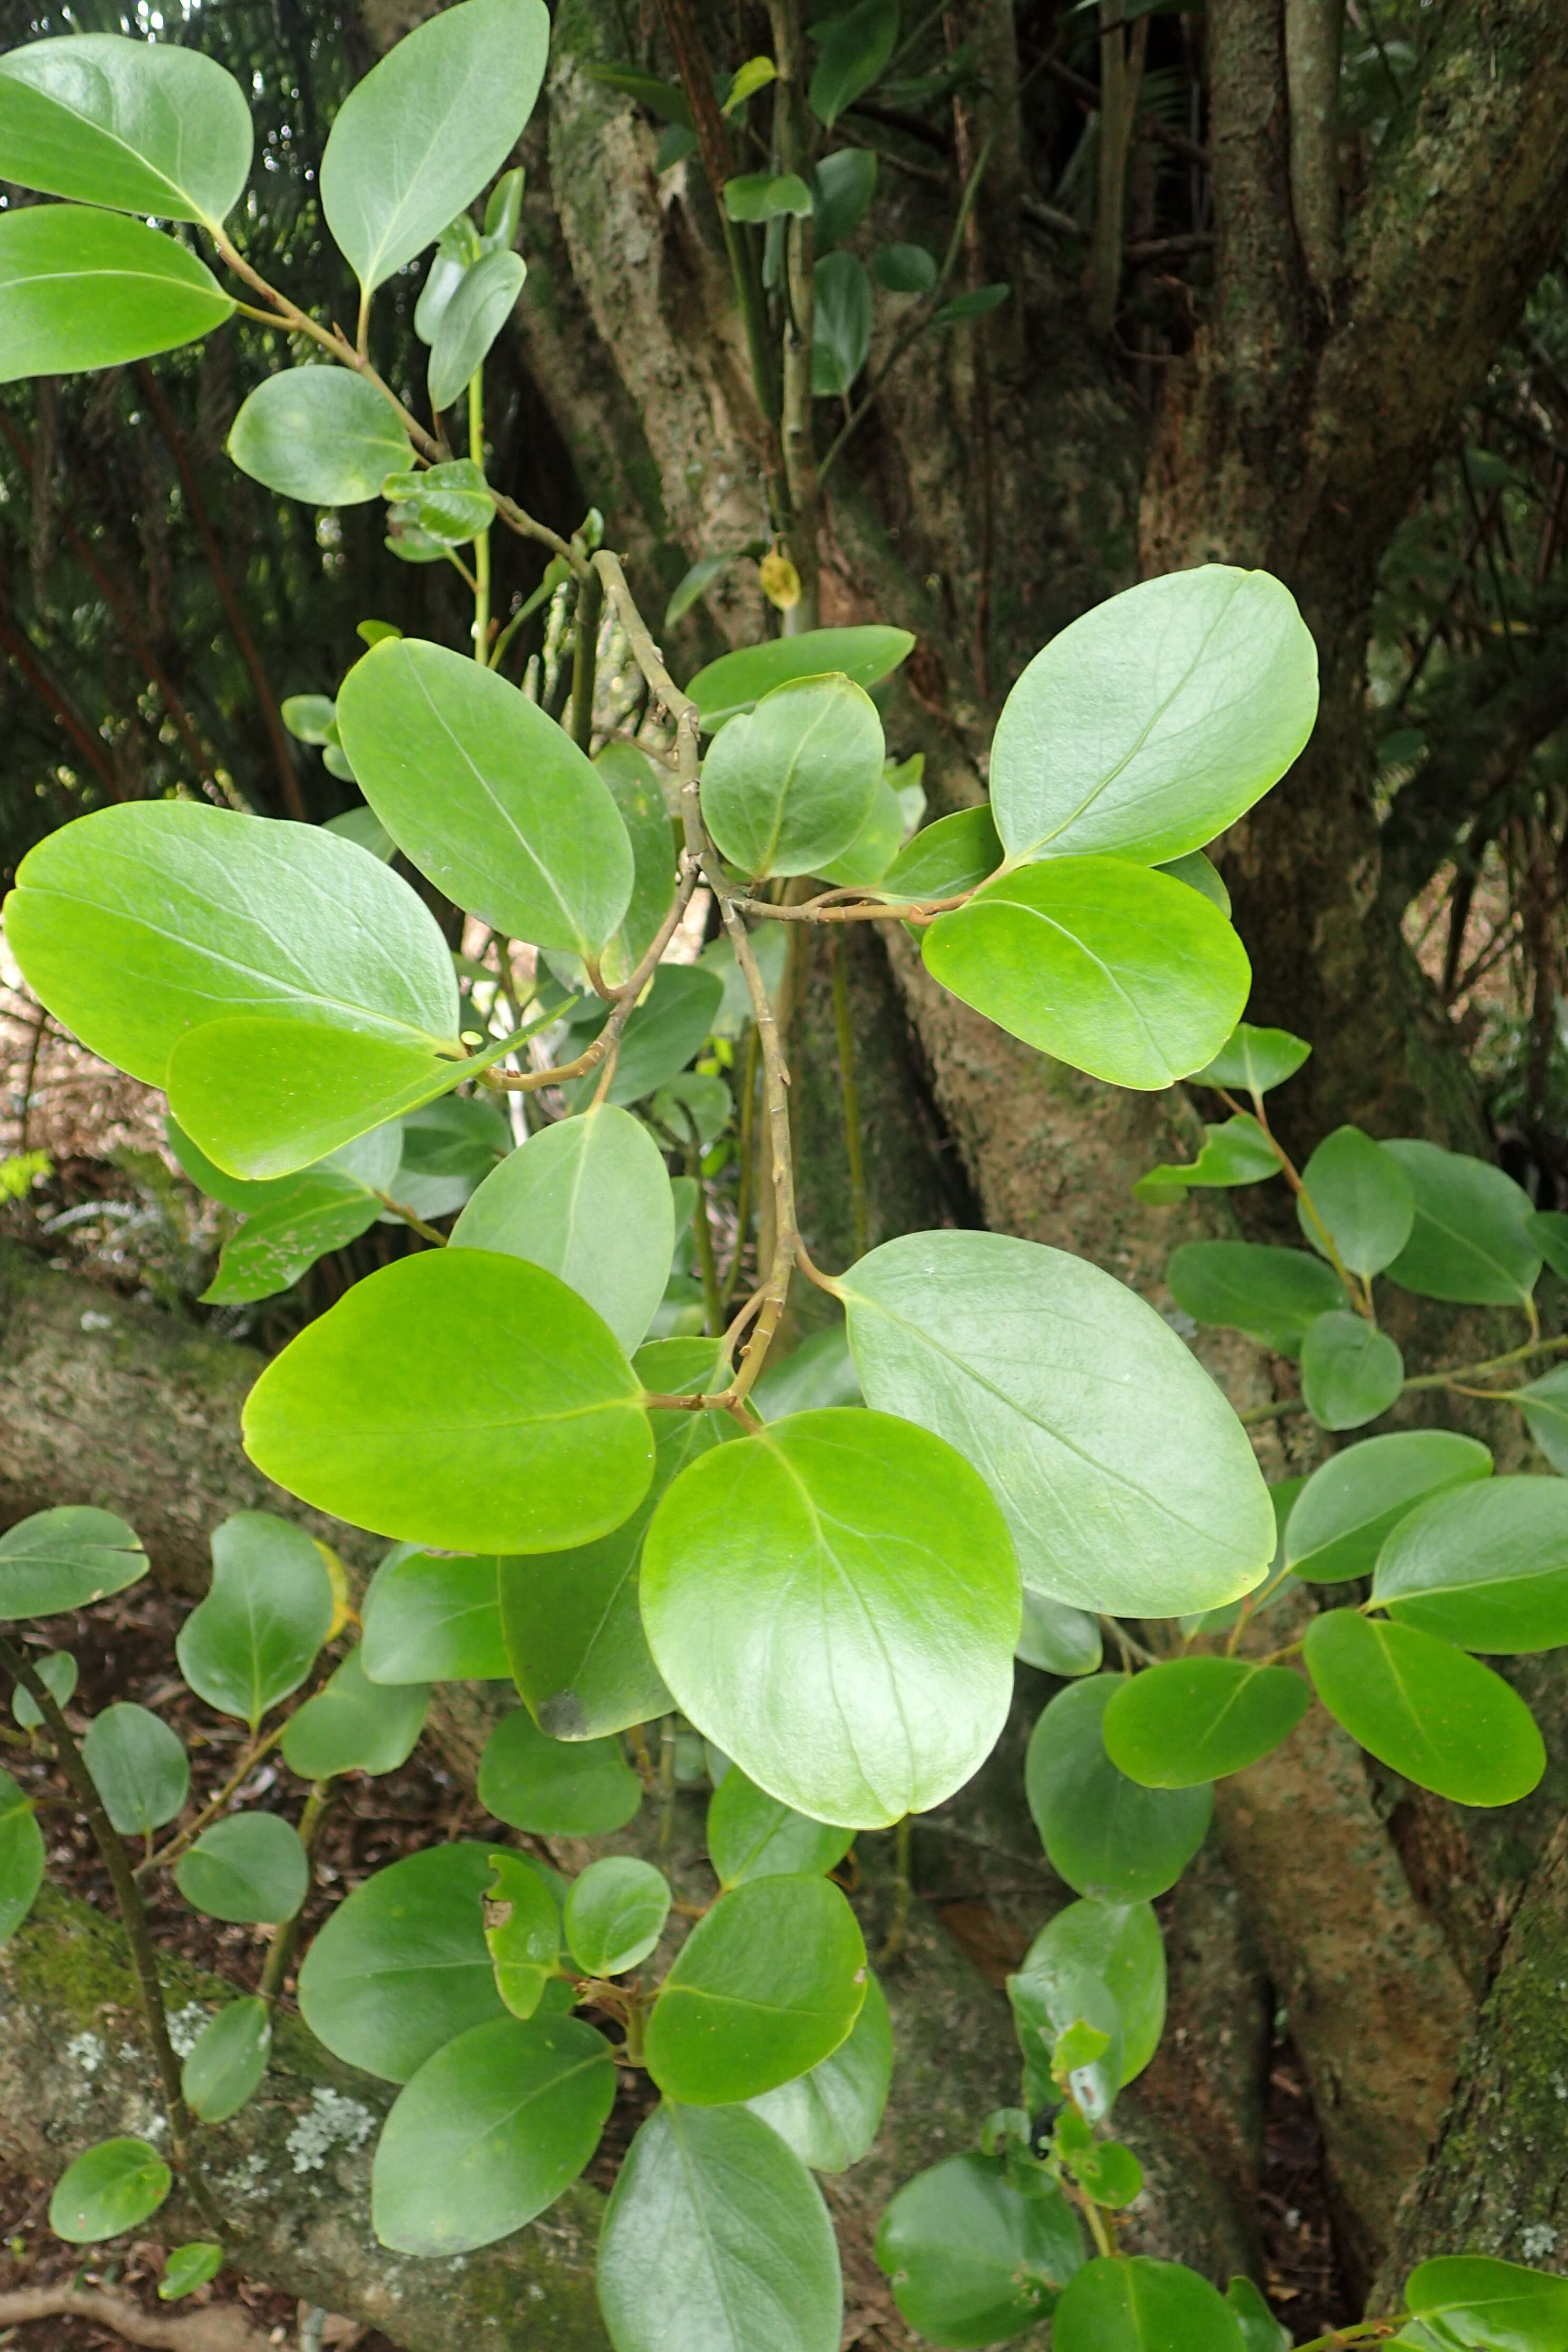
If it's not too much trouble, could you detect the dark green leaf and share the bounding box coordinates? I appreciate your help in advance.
[0,1770,45,1948]
[812,251,874,396]
[1526,1210,1568,1285]
[174,1812,309,1924]
[747,1969,891,2171]
[1373,1476,1568,1651]
[700,672,883,878]
[1225,2276,1292,2352]
[1025,1679,1212,1902]
[688,626,914,731]
[1007,1951,1121,2123]
[933,283,1010,324]
[281,1647,429,1779]
[1298,1127,1414,1276]
[1102,1658,1309,1788]
[1052,2254,1248,2351]
[809,0,899,126]
[1519,1364,1568,1473]
[594,742,679,988]
[1016,1593,1103,1676]
[175,1513,334,1729]
[478,1706,641,1835]
[874,2152,1084,2348]
[484,1849,560,2017]
[1285,1430,1493,1584]
[1166,1240,1346,1353]
[428,246,526,409]
[563,963,725,1110]
[1192,1022,1311,1094]
[181,1999,271,2123]
[0,206,232,382]
[0,35,252,224]
[813,148,878,247]
[646,1873,866,2103]
[1299,1310,1405,1430]
[83,1704,188,1836]
[49,2139,171,2246]
[1020,1900,1165,2085]
[297,1843,505,2080]
[361,1549,509,1683]
[1381,1140,1540,1307]
[871,240,938,293]
[0,1507,144,1621]
[229,369,413,505]
[707,1767,855,1886]
[1302,1610,1545,1806]
[563,1856,670,1976]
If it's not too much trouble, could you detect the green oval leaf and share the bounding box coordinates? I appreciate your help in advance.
[12,1651,77,1731]
[1017,1593,1103,1676]
[688,625,914,732]
[281,1645,429,1779]
[361,1549,509,1684]
[174,1811,309,1923]
[1381,1139,1541,1307]
[1102,1658,1309,1788]
[813,146,878,247]
[646,1874,865,2104]
[243,1250,653,1555]
[599,2103,841,2352]
[158,2243,224,2302]
[809,0,899,128]
[1052,2253,1248,2351]
[49,2138,171,2246]
[564,962,725,1111]
[707,1768,855,1887]
[1135,1113,1279,1203]
[202,1174,383,1305]
[0,206,232,382]
[1404,2255,1568,2350]
[593,743,679,989]
[642,1406,1020,1829]
[699,673,883,879]
[1302,1609,1545,1806]
[83,1703,188,1836]
[812,251,874,397]
[321,0,550,293]
[922,857,1250,1088]
[0,36,252,224]
[1372,1476,1568,1651]
[169,1016,467,1183]
[228,367,414,505]
[1021,1901,1165,2086]
[880,804,1002,902]
[483,1850,561,2017]
[1285,1430,1493,1584]
[428,245,526,409]
[747,1968,891,2172]
[1007,1949,1122,2124]
[298,1844,506,2080]
[0,1507,144,1621]
[1299,1310,1404,1431]
[1026,1679,1212,1902]
[841,1229,1273,1615]
[874,2152,1084,2347]
[872,240,939,295]
[175,1513,335,1730]
[478,1705,641,1835]
[181,1998,272,2123]
[989,567,1317,865]
[724,169,813,221]
[1166,1240,1346,1352]
[1298,1126,1414,1275]
[0,1770,45,1948]
[337,638,634,957]
[563,1855,670,1976]
[371,2011,615,2256]
[1192,1021,1311,1094]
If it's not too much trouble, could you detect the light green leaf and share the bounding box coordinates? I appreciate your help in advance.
[158,2244,223,2302]
[243,1250,653,1555]
[747,1969,891,2171]
[646,1873,866,2103]
[809,0,899,126]
[841,1229,1274,1615]
[0,205,232,382]
[415,210,482,342]
[922,856,1250,1088]
[642,1406,1020,1829]
[1372,1476,1568,1652]
[1016,1592,1103,1676]
[478,1705,641,1835]
[202,1175,383,1305]
[812,147,878,248]
[1302,1610,1545,1806]
[83,1703,188,1836]
[1299,1310,1404,1430]
[228,368,413,506]
[1020,1902,1165,2085]
[599,2102,841,2352]
[181,1998,271,2124]
[320,0,550,293]
[451,1104,673,1354]
[812,251,873,396]
[49,2139,171,2246]
[1192,1022,1311,1094]
[281,1646,429,1779]
[169,1016,467,1183]
[1134,1114,1279,1203]
[371,2012,615,2256]
[872,240,939,293]
[874,2152,1084,2347]
[1403,2255,1568,2350]
[1298,1126,1415,1275]
[0,35,252,224]
[11,1652,76,1732]
[707,1767,855,1886]
[361,1549,509,1683]
[989,567,1317,865]
[484,1849,561,2016]
[1285,1431,1493,1585]
[688,625,914,732]
[0,1770,45,1948]
[382,455,493,543]
[174,1812,308,1923]
[1166,1240,1346,1353]
[879,804,1002,901]
[1052,2254,1248,2351]
[297,1843,505,2080]
[724,170,813,221]
[1381,1139,1541,1307]
[0,1507,144,1621]
[564,963,725,1110]
[1157,848,1230,912]
[700,672,883,879]
[1102,1658,1309,1788]
[428,245,526,409]
[594,742,677,987]
[563,1855,670,1976]
[816,773,905,888]
[1026,1679,1212,1902]
[1007,1951,1122,2123]
[751,1322,864,1420]
[722,54,779,111]
[176,1513,335,1730]
[281,694,338,744]
[654,1070,730,1146]
[337,637,633,958]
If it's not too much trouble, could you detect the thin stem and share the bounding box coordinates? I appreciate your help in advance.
[877,1816,913,1966]
[732,887,973,923]
[469,369,491,660]
[479,864,701,1092]
[722,1022,763,1309]
[658,1719,678,1856]
[830,935,869,1262]
[687,1130,726,1336]
[373,1191,450,1247]
[1217,1088,1366,1311]
[1291,2324,1397,2351]
[571,566,605,752]
[138,1720,287,1877]
[258,1782,336,2005]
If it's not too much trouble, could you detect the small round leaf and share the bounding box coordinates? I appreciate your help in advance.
[700,673,884,878]
[874,2152,1084,2348]
[174,1812,309,1924]
[297,1843,504,2081]
[50,2139,171,2245]
[1102,1658,1309,1788]
[181,1998,272,2123]
[1299,1311,1404,1431]
[83,1704,189,1836]
[177,1512,335,1729]
[563,1856,671,1977]
[1025,1679,1212,1902]
[0,1507,144,1621]
[478,1706,642,1837]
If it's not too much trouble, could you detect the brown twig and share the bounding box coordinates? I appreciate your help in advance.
[0,2289,270,2352]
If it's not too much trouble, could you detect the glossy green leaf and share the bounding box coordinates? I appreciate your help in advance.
[1299,1310,1405,1430]
[707,1767,855,1886]
[643,1406,1020,1828]
[0,206,232,383]
[297,1843,505,2081]
[484,1849,560,2017]
[1373,1476,1568,1651]
[337,637,633,958]
[181,1999,272,2124]
[700,673,882,879]
[11,1651,76,1731]
[599,2102,841,2352]
[812,148,877,247]
[414,211,481,341]
[724,170,812,220]
[922,856,1250,1087]
[879,805,1002,901]
[747,1969,891,2171]
[321,0,549,293]
[371,2012,615,2256]
[564,1855,670,1976]
[594,742,679,989]
[1192,1022,1311,1094]
[812,251,874,395]
[1381,1139,1541,1306]
[1102,1658,1309,1788]
[1017,1593,1103,1677]
[452,1105,673,1354]
[478,1705,641,1835]
[817,775,906,886]
[5,801,458,1093]
[428,245,526,409]
[202,1175,383,1305]
[0,1507,144,1621]
[361,1549,508,1683]
[874,2152,1084,2348]
[1166,1240,1346,1352]
[872,240,939,293]
[1302,1609,1545,1806]
[175,1513,335,1730]
[989,567,1317,865]
[688,625,914,731]
[166,1112,315,1213]
[50,2139,171,2246]
[83,1704,188,1835]
[1026,1679,1212,1901]
[243,1250,653,1554]
[391,1095,509,1221]
[159,2244,224,2302]
[1134,1114,1279,1203]
[565,962,726,1110]
[0,36,252,224]
[1053,2254,1248,2351]
[1404,2255,1568,2350]
[1021,1901,1165,2085]
[174,1811,309,1923]
[1158,848,1231,912]
[383,456,493,544]
[169,1015,467,1182]
[841,1230,1274,1615]
[646,1874,866,2103]
[809,0,899,126]
[228,368,413,505]
[1007,1951,1122,2124]
[1286,1431,1493,1584]
[281,1646,429,1779]
[0,1770,45,1948]
[1298,1126,1415,1275]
